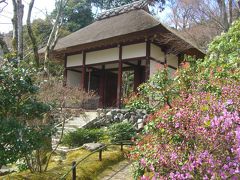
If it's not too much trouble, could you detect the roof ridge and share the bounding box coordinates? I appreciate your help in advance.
[96,0,149,20]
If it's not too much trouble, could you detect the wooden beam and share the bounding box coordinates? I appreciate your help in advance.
[81,51,86,90]
[164,51,167,64]
[134,64,141,91]
[138,60,141,66]
[99,65,105,108]
[116,45,122,108]
[145,40,150,81]
[62,56,146,69]
[123,61,137,67]
[66,69,81,73]
[105,66,134,72]
[177,53,184,67]
[87,68,92,92]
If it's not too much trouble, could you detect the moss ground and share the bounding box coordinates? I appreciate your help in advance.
[1,146,126,180]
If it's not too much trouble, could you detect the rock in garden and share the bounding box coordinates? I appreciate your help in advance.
[82,143,105,151]
[142,109,147,115]
[111,109,117,116]
[137,119,143,123]
[99,113,105,118]
[129,115,136,123]
[113,115,120,122]
[106,111,112,120]
[120,109,130,113]
[143,115,148,120]
[117,113,124,121]
[138,122,144,130]
[124,112,131,119]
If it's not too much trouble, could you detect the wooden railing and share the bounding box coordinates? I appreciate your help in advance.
[60,140,134,180]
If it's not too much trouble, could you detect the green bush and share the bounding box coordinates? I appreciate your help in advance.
[125,95,154,113]
[62,128,104,147]
[108,122,136,143]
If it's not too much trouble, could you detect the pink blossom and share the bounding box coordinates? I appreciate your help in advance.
[140,158,146,168]
[170,152,178,161]
[141,175,150,180]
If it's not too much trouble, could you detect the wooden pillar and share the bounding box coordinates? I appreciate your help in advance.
[134,60,141,91]
[72,161,76,180]
[87,68,92,92]
[116,45,122,108]
[164,51,167,65]
[145,40,150,81]
[99,65,105,108]
[63,54,67,87]
[81,51,86,90]
[177,53,184,67]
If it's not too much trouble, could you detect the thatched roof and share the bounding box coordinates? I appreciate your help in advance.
[45,9,159,52]
[40,1,204,56]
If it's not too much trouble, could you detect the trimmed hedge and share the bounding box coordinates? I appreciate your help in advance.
[62,128,104,147]
[108,122,136,143]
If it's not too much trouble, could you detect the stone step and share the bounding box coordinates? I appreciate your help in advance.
[51,110,98,153]
[64,124,85,129]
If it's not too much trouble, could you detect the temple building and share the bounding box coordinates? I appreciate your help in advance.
[43,1,204,108]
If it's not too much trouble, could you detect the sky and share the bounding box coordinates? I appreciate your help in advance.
[0,0,56,33]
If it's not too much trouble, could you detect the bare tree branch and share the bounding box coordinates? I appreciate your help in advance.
[217,0,229,31]
[0,0,8,13]
[44,0,69,75]
[12,0,18,52]
[17,0,24,60]
[27,0,40,67]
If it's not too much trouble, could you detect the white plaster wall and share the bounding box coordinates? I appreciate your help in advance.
[150,60,164,77]
[150,44,164,62]
[66,54,83,67]
[122,43,146,59]
[86,47,118,65]
[166,54,178,68]
[67,70,81,87]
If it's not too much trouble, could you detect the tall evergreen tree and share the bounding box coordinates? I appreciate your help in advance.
[51,0,94,32]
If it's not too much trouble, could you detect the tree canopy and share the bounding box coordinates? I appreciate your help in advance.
[51,0,94,32]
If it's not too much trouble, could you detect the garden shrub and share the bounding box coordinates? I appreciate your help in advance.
[129,20,240,179]
[62,128,104,147]
[108,122,136,143]
[126,66,179,113]
[0,61,54,171]
[125,92,154,113]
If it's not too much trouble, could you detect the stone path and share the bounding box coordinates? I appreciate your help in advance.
[52,111,98,152]
[98,160,133,180]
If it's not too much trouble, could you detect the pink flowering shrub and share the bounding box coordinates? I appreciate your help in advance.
[129,20,240,179]
[130,83,240,179]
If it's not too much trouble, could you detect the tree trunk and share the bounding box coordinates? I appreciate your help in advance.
[12,0,18,52]
[17,0,24,60]
[27,0,40,67]
[217,0,229,32]
[44,0,67,75]
[228,0,233,25]
[236,0,240,18]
